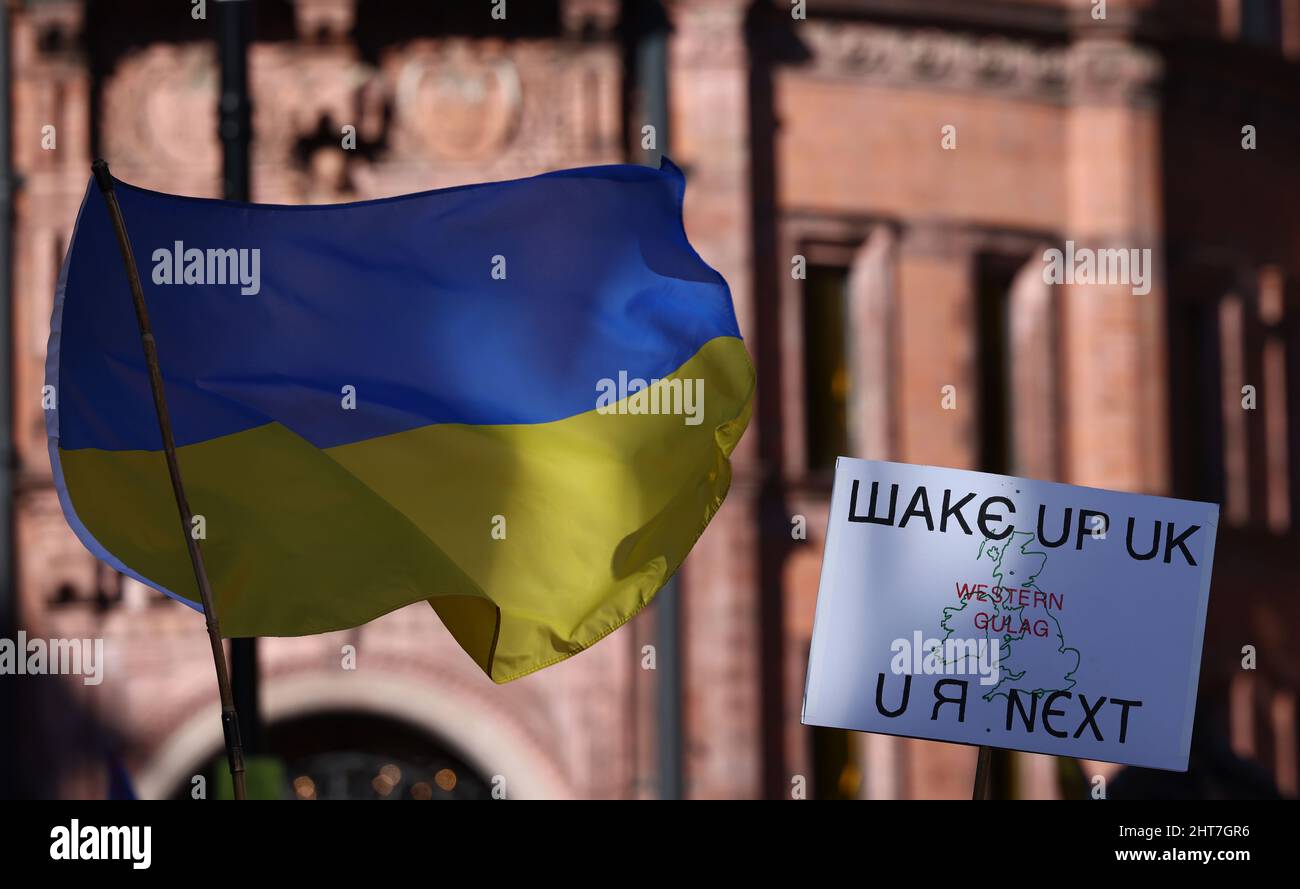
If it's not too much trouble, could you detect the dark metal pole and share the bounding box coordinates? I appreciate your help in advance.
[90,159,246,800]
[0,0,17,800]
[216,0,262,760]
[217,0,252,201]
[632,0,682,800]
[635,2,670,168]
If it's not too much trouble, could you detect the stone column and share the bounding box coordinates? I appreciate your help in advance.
[11,0,89,480]
[668,0,762,798]
[1060,36,1167,493]
[1009,251,1061,480]
[895,219,978,471]
[893,219,981,798]
[844,226,906,798]
[847,225,897,462]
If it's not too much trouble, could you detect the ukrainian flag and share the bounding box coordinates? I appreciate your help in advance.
[46,159,753,682]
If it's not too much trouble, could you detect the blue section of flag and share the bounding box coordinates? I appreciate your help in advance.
[55,158,739,451]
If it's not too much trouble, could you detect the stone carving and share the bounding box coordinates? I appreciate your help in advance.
[293,0,356,44]
[100,44,220,186]
[800,22,1160,106]
[378,39,621,176]
[250,45,376,163]
[391,41,523,163]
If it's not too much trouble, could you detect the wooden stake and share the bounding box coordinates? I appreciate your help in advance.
[90,159,247,800]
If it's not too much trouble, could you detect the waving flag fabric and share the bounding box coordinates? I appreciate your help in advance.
[46,158,753,682]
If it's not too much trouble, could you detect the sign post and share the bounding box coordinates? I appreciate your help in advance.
[803,459,1219,785]
[972,746,991,800]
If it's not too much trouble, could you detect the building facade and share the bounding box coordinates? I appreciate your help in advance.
[7,0,1299,799]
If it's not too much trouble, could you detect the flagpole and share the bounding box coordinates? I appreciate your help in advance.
[90,158,247,801]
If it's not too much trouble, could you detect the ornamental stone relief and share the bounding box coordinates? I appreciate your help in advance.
[389,41,523,163]
[798,21,1160,107]
[99,44,220,190]
[250,46,377,164]
[377,38,621,174]
[97,34,620,195]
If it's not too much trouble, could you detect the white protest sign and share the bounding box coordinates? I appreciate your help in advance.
[802,459,1219,771]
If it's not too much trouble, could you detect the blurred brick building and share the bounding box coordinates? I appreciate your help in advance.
[4,0,1298,798]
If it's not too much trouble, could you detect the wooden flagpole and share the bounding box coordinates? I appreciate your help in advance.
[90,158,247,800]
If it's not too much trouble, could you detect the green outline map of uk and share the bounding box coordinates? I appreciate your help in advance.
[938,530,1081,702]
